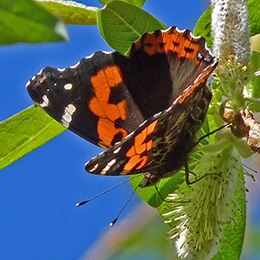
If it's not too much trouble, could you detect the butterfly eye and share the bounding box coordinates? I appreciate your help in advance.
[138,172,160,188]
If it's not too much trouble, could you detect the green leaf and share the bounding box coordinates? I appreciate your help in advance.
[130,173,183,208]
[97,0,166,54]
[194,0,260,48]
[0,0,68,45]
[213,168,246,259]
[248,0,260,38]
[251,51,260,98]
[99,0,146,8]
[36,0,98,25]
[193,7,212,47]
[246,51,260,112]
[0,106,65,170]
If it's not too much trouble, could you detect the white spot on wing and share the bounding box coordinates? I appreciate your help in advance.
[197,52,203,60]
[25,80,31,88]
[172,97,180,105]
[165,106,172,112]
[37,69,43,76]
[85,53,95,59]
[64,83,73,90]
[189,31,201,39]
[98,151,105,157]
[70,61,81,69]
[205,44,213,55]
[127,131,134,138]
[161,27,171,33]
[139,120,147,127]
[101,51,112,55]
[113,147,121,154]
[101,158,117,174]
[153,111,162,118]
[88,163,99,173]
[61,104,76,127]
[175,27,186,33]
[38,95,49,108]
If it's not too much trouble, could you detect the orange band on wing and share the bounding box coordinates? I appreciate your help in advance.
[89,65,128,147]
[177,62,215,104]
[123,119,158,172]
[143,34,165,55]
[123,155,148,172]
[97,118,128,147]
[133,27,203,64]
[147,120,158,134]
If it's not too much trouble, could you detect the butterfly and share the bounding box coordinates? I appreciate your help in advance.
[27,26,218,188]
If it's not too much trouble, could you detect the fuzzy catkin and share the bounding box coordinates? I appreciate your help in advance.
[211,0,250,65]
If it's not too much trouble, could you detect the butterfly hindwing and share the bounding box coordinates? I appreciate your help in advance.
[85,115,161,176]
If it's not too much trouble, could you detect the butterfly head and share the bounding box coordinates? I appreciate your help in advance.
[139,172,160,188]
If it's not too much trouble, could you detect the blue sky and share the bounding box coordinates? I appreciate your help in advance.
[1,1,260,259]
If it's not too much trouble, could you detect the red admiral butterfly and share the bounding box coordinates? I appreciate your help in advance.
[27,26,218,188]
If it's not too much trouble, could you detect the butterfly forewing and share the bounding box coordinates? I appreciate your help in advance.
[27,52,145,148]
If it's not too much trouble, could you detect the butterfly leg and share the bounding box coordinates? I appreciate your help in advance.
[154,185,174,203]
[189,171,197,177]
[185,163,192,185]
[195,122,232,146]
[185,163,221,185]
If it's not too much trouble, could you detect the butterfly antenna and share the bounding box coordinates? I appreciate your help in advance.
[76,178,131,207]
[110,182,140,227]
[109,190,135,227]
[195,121,233,145]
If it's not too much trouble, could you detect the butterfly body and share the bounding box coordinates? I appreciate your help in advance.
[27,27,217,188]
